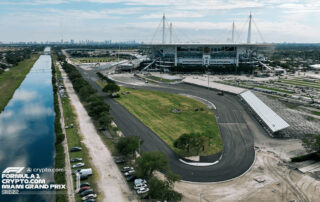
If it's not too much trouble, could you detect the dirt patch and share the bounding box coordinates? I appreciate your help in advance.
[175,150,320,202]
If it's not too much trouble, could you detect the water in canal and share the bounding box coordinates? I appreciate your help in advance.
[0,54,55,201]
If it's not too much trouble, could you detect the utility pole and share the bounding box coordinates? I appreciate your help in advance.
[232,21,235,43]
[162,14,166,44]
[169,22,173,44]
[247,12,252,44]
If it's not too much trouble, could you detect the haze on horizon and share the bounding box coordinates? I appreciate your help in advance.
[0,0,319,43]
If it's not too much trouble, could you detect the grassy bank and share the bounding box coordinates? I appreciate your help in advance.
[116,87,223,156]
[0,54,39,112]
[51,55,67,202]
[54,61,100,202]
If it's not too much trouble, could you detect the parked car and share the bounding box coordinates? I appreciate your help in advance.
[134,183,147,190]
[83,199,96,202]
[126,175,136,182]
[73,168,92,176]
[98,127,106,131]
[82,194,97,201]
[79,186,90,193]
[114,157,126,164]
[137,187,149,194]
[121,167,134,172]
[115,159,126,164]
[134,179,147,186]
[70,147,82,152]
[124,170,135,176]
[80,189,94,197]
[71,158,82,162]
[80,182,90,188]
[79,168,92,176]
[72,163,85,168]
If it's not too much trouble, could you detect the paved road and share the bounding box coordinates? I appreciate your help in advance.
[77,69,256,182]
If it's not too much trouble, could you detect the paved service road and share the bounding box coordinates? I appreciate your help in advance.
[77,69,255,182]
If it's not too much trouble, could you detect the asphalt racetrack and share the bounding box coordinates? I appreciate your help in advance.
[78,69,257,182]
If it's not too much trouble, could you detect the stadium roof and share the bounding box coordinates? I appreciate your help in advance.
[240,90,290,133]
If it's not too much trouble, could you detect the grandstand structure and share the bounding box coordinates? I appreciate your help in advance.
[240,90,290,134]
[144,13,272,70]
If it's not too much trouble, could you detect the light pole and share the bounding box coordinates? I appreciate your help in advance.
[206,64,209,89]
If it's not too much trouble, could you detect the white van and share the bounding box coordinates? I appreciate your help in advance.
[79,168,92,176]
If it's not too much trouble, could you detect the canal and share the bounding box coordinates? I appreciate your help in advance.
[0,53,55,201]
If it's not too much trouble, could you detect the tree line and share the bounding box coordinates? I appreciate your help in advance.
[96,72,120,95]
[59,59,112,128]
[115,136,182,201]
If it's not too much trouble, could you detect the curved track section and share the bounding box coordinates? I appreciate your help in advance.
[77,69,255,182]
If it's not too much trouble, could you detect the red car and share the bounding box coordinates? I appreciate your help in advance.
[79,186,90,193]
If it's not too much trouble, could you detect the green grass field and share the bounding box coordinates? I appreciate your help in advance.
[70,57,118,63]
[55,63,100,202]
[0,55,39,112]
[116,87,223,156]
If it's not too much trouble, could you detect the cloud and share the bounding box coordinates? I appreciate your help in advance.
[21,104,54,117]
[5,122,28,135]
[0,118,27,136]
[140,11,205,19]
[0,110,13,119]
[0,0,319,42]
[13,90,38,102]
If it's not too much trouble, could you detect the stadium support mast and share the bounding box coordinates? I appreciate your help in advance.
[162,14,166,44]
[169,22,172,44]
[247,12,252,44]
[232,21,235,43]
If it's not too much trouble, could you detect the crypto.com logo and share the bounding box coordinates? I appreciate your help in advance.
[2,167,24,174]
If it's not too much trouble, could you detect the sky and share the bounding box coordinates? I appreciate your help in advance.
[0,0,319,43]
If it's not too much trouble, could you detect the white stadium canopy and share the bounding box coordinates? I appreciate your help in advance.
[240,90,290,133]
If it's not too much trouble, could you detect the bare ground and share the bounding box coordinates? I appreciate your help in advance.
[174,149,320,202]
[59,64,134,202]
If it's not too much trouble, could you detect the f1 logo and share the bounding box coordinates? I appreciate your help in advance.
[2,167,24,174]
